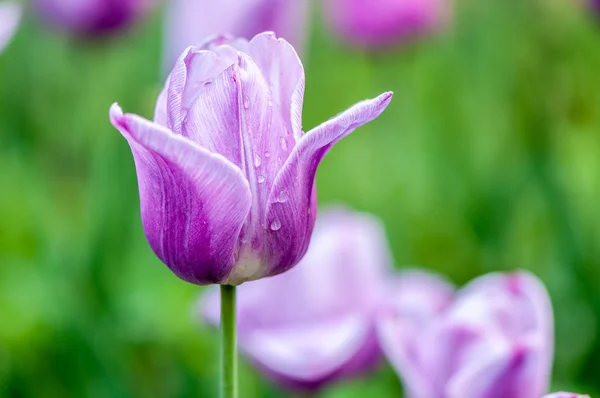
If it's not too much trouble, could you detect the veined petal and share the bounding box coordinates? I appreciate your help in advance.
[109,103,251,285]
[166,46,237,135]
[0,3,20,54]
[262,92,393,278]
[248,32,305,140]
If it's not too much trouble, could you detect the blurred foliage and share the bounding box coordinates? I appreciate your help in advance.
[1,0,600,396]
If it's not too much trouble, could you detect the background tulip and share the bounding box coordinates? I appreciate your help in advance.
[201,207,395,390]
[324,0,449,47]
[110,33,392,285]
[165,0,310,70]
[543,393,590,398]
[33,0,152,37]
[377,271,553,398]
[0,2,20,53]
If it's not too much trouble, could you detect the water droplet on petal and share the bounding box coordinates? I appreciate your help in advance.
[243,95,250,109]
[277,156,282,163]
[257,175,265,184]
[264,151,271,158]
[270,218,281,231]
[254,152,261,167]
[285,127,291,136]
[280,137,288,151]
[268,99,273,107]
[277,189,289,203]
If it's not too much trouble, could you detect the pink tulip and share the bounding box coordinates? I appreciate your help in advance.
[377,271,553,398]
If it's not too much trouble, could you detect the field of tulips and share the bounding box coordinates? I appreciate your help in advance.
[1,0,600,397]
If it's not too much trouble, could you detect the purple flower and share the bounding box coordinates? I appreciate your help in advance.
[109,33,392,285]
[377,271,553,398]
[33,0,152,36]
[0,3,20,53]
[165,0,310,71]
[200,207,395,390]
[324,0,449,47]
[543,393,590,398]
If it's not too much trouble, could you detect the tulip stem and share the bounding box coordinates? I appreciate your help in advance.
[220,284,237,398]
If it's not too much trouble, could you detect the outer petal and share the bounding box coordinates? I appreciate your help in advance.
[376,270,455,398]
[243,313,373,389]
[263,92,393,278]
[109,103,251,284]
[543,393,591,398]
[446,335,547,398]
[0,3,20,54]
[451,271,554,393]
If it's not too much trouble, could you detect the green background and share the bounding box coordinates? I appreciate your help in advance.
[1,0,600,396]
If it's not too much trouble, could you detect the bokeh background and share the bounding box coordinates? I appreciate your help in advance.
[1,0,600,396]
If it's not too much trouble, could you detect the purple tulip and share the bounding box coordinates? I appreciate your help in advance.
[377,271,553,398]
[324,0,449,47]
[33,0,152,36]
[165,0,310,71]
[109,33,392,285]
[543,393,590,398]
[200,207,395,390]
[0,3,20,53]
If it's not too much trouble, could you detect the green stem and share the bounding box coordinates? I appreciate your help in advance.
[220,285,237,398]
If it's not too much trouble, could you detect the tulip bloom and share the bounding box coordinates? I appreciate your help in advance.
[33,0,152,36]
[324,0,449,47]
[201,208,394,389]
[543,393,590,398]
[377,271,553,398]
[165,0,310,70]
[110,33,392,285]
[0,2,20,53]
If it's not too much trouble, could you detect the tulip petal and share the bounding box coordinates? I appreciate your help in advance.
[446,336,545,398]
[376,270,454,398]
[110,103,251,285]
[243,313,372,383]
[0,3,20,54]
[247,32,305,140]
[166,46,238,136]
[263,92,393,278]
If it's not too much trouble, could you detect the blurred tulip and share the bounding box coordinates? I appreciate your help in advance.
[543,393,590,398]
[110,33,392,285]
[33,0,152,37]
[165,0,310,70]
[200,207,395,390]
[0,2,20,53]
[377,271,553,398]
[324,0,449,48]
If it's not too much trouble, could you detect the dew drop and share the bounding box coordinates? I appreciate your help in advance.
[254,152,261,167]
[270,218,281,231]
[277,189,289,203]
[268,99,273,107]
[277,156,282,163]
[264,151,271,158]
[257,175,265,184]
[243,95,250,109]
[280,137,288,151]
